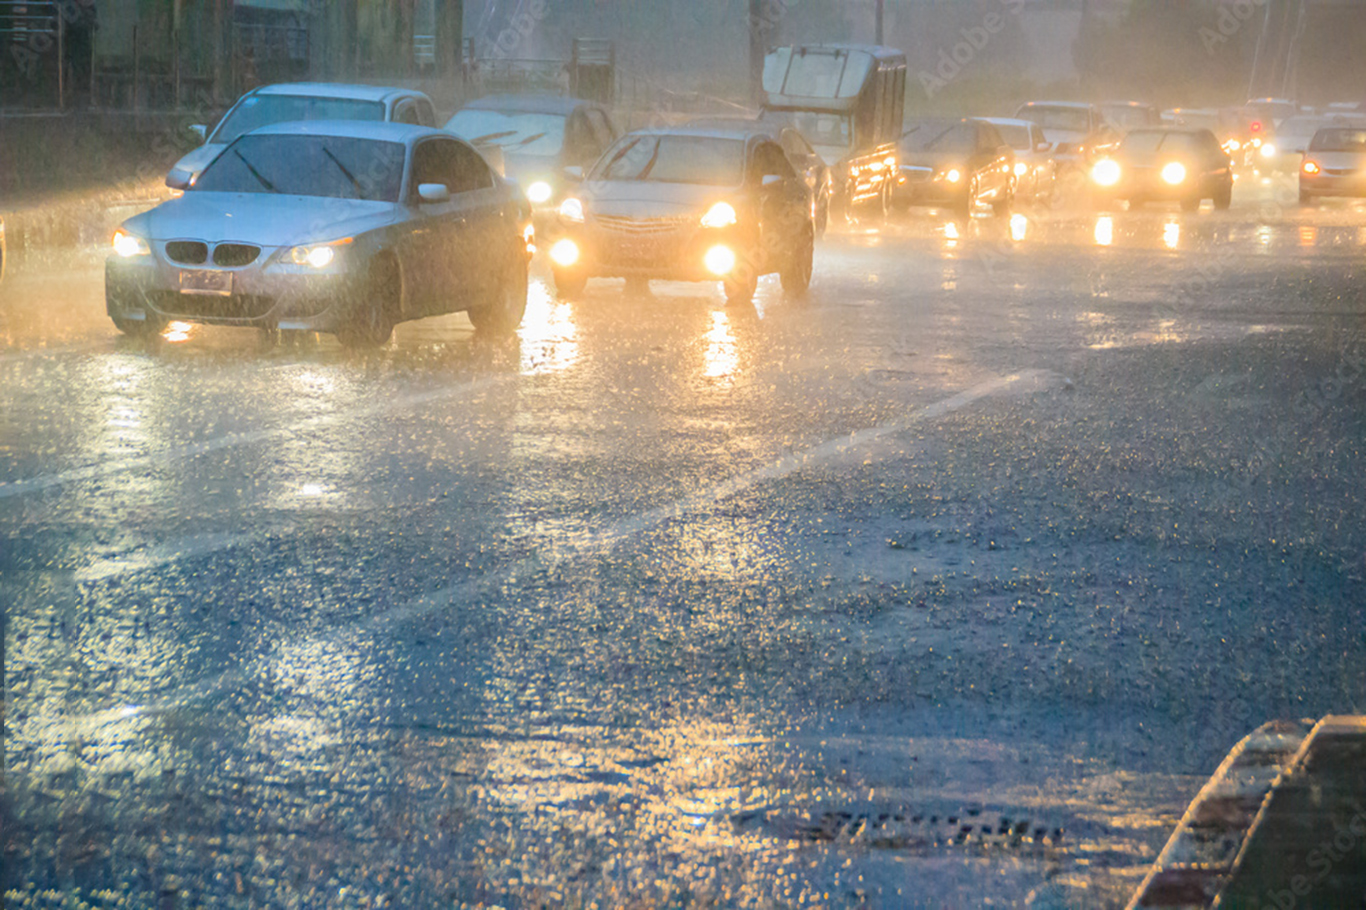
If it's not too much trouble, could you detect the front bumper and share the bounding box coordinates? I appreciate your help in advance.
[894,168,969,208]
[106,247,361,332]
[555,218,758,282]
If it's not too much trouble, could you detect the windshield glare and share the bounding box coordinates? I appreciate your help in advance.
[903,121,975,153]
[192,135,406,201]
[1310,128,1366,151]
[993,124,1033,149]
[592,135,744,185]
[445,109,568,157]
[211,95,386,145]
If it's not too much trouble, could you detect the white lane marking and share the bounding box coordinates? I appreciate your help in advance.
[55,369,1057,728]
[74,532,252,583]
[0,374,515,499]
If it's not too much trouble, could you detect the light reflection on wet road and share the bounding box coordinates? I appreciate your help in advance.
[4,180,1366,906]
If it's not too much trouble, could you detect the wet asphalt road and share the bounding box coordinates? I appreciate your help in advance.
[3,174,1366,908]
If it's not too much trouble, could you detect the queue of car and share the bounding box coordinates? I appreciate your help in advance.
[105,76,1365,345]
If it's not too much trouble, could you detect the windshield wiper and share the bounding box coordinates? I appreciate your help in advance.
[233,149,277,193]
[322,146,365,198]
[601,138,642,179]
[636,142,663,180]
[470,129,518,145]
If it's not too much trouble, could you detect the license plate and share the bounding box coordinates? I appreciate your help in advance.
[179,269,232,296]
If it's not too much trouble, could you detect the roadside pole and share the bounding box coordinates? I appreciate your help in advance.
[749,0,764,106]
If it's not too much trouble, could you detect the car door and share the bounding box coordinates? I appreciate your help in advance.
[583,107,618,171]
[977,122,1011,197]
[405,137,485,314]
[751,140,808,262]
[778,127,827,207]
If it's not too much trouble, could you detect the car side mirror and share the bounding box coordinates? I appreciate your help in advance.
[165,168,193,191]
[762,173,784,187]
[189,124,208,142]
[563,165,584,182]
[418,183,451,204]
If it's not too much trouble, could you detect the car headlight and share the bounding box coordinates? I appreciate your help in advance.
[286,241,350,269]
[1013,162,1028,177]
[1224,139,1242,153]
[549,238,580,267]
[703,244,737,276]
[559,197,585,224]
[1259,142,1277,159]
[526,180,554,205]
[1161,162,1187,185]
[112,228,151,258]
[1302,160,1321,176]
[701,202,738,229]
[943,168,962,184]
[1091,159,1122,187]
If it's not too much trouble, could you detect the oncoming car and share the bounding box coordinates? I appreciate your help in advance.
[548,127,815,305]
[445,94,619,227]
[108,122,532,346]
[169,83,438,186]
[1089,127,1233,211]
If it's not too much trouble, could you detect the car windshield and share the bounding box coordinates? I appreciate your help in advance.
[1019,106,1090,132]
[444,109,567,157]
[768,110,853,154]
[1120,131,1201,156]
[592,134,745,185]
[993,123,1033,149]
[1309,128,1366,151]
[1103,106,1157,131]
[210,95,386,144]
[192,134,406,201]
[902,121,975,153]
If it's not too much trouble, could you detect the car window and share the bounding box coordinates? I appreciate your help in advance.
[445,109,568,156]
[565,112,599,161]
[209,95,386,144]
[585,109,616,152]
[193,134,405,201]
[416,99,436,127]
[780,128,816,160]
[393,101,422,126]
[750,141,796,183]
[1019,106,1091,133]
[1309,128,1366,151]
[979,122,1004,150]
[412,138,494,197]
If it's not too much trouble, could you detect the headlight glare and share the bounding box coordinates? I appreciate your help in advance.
[1160,162,1187,185]
[703,244,737,276]
[112,229,150,258]
[526,180,554,204]
[1302,160,1320,175]
[289,245,337,268]
[701,202,738,228]
[1091,159,1122,187]
[1013,162,1028,177]
[944,168,962,184]
[559,197,585,223]
[1259,143,1277,159]
[549,238,580,267]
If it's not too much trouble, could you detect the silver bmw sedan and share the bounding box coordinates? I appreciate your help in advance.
[107,121,533,346]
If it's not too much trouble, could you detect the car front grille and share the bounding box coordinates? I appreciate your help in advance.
[165,241,209,265]
[213,243,262,267]
[593,214,694,236]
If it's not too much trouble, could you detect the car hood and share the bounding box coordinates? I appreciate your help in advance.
[898,149,970,170]
[125,192,398,246]
[170,144,228,179]
[1304,150,1366,168]
[581,180,732,218]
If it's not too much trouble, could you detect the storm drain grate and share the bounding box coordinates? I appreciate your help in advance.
[733,805,1067,852]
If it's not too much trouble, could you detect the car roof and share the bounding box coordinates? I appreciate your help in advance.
[245,120,449,143]
[461,94,594,115]
[979,117,1037,128]
[251,82,426,103]
[1103,100,1156,108]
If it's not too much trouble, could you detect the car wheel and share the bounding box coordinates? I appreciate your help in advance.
[955,178,978,216]
[467,257,528,334]
[337,257,397,349]
[1213,181,1233,211]
[111,314,165,338]
[780,225,814,295]
[552,265,588,297]
[1299,188,1314,206]
[723,268,758,306]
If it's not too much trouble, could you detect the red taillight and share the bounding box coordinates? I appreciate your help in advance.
[1250,120,1263,133]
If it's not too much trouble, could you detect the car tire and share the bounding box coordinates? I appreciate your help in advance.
[1180,195,1201,213]
[1299,188,1314,206]
[991,187,1013,217]
[955,178,978,216]
[780,226,814,296]
[1213,181,1233,211]
[337,257,397,349]
[553,266,588,297]
[467,257,528,334]
[723,268,757,306]
[111,314,165,338]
